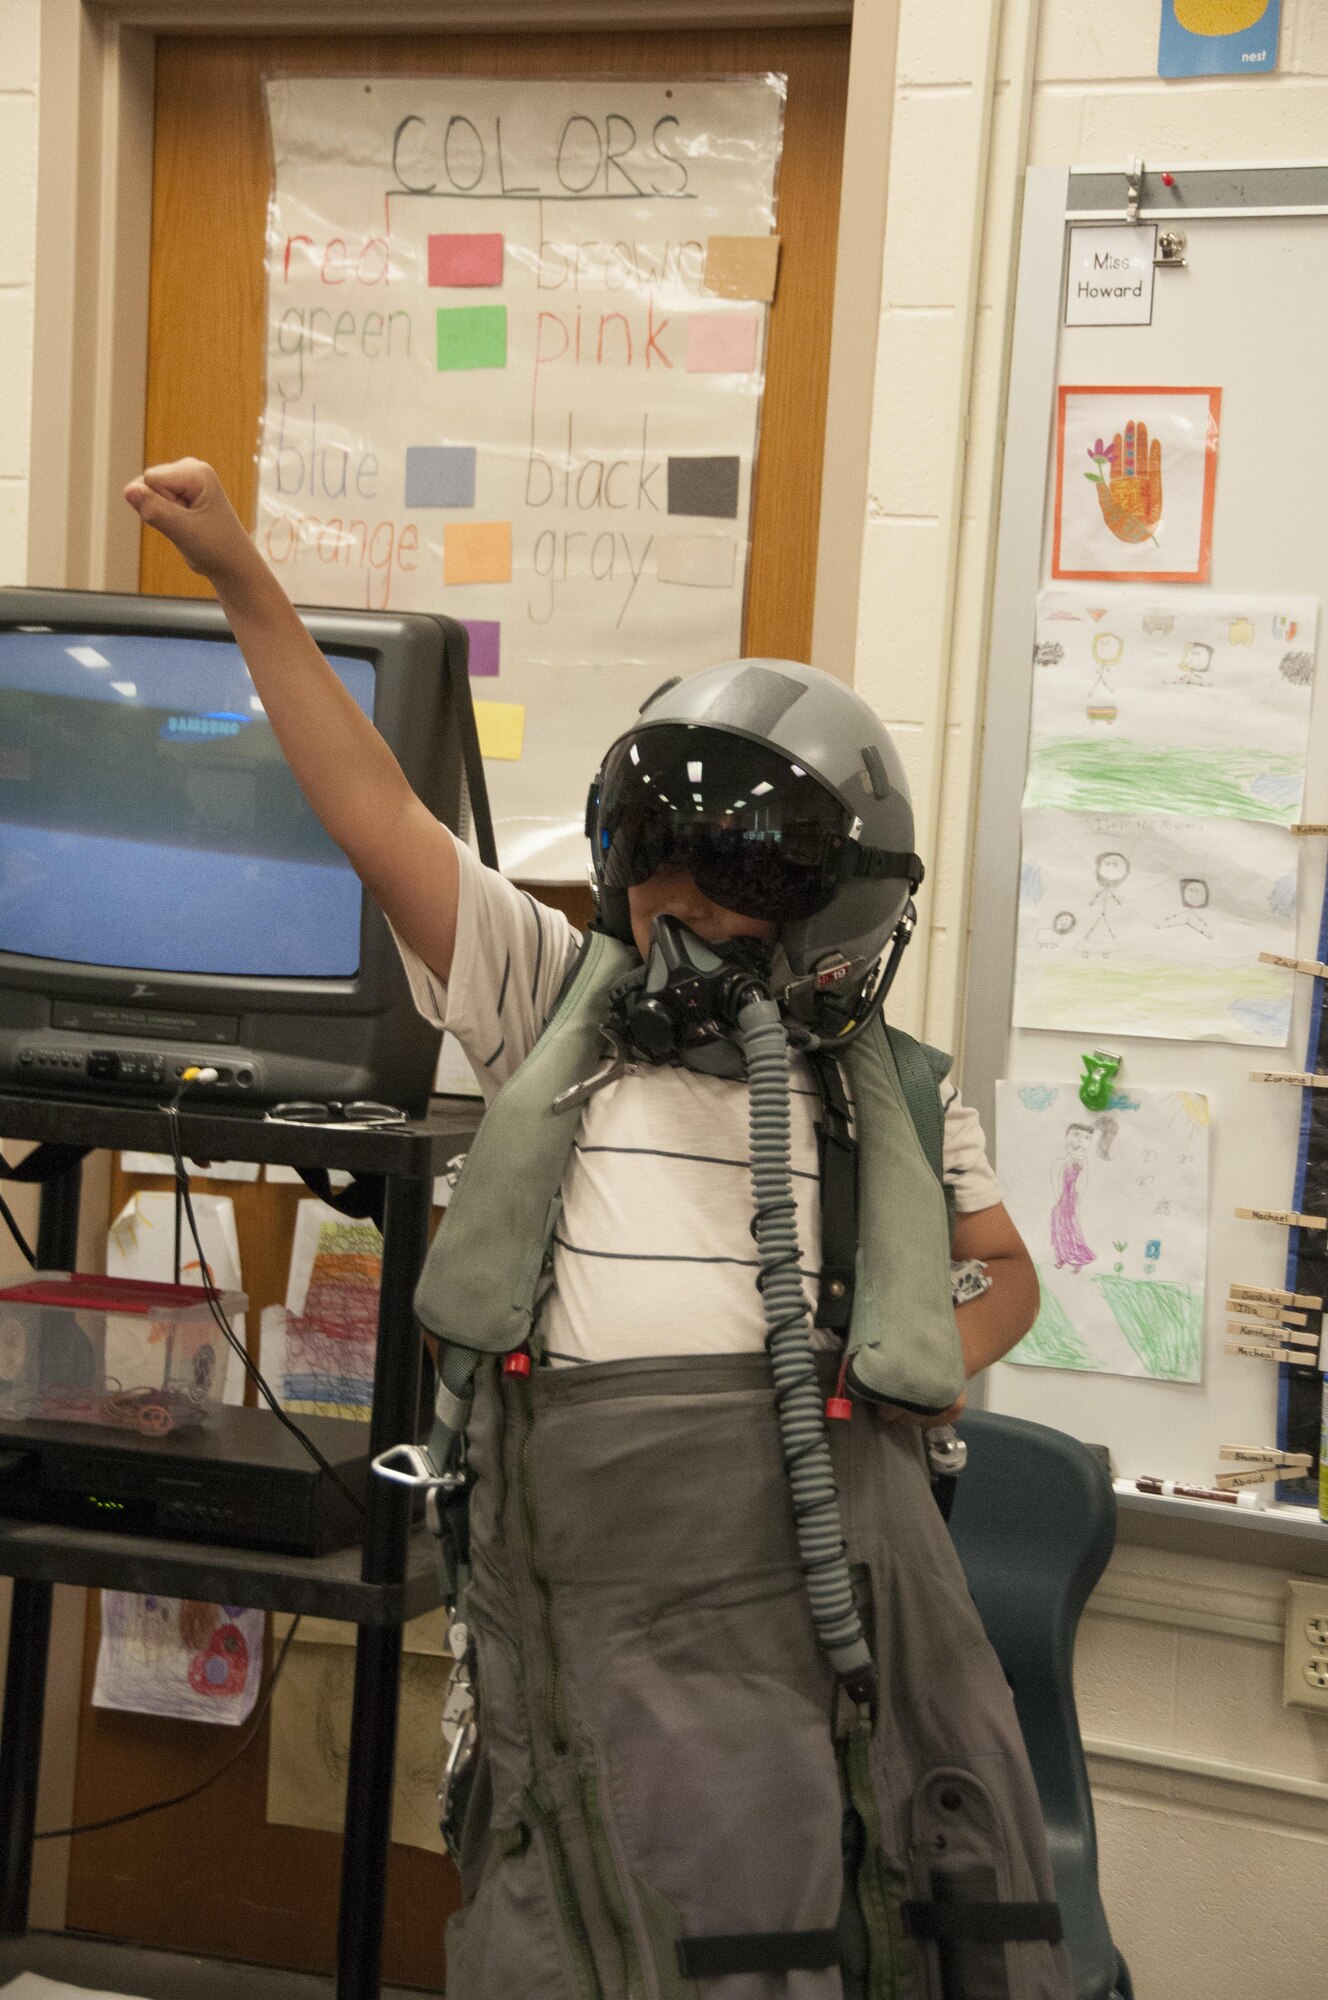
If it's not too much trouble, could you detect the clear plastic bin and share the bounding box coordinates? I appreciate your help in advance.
[0,1272,245,1435]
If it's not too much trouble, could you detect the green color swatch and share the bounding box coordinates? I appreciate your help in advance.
[437,305,507,371]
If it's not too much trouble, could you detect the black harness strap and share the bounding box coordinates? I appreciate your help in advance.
[903,1900,1064,1945]
[807,1052,856,1331]
[295,1168,387,1233]
[676,1928,841,1978]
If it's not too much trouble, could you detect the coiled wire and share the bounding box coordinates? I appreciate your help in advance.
[737,993,876,1701]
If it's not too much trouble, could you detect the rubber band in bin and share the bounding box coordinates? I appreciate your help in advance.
[0,1273,244,1435]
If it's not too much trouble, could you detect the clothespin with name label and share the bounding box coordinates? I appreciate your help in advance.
[1230,1281,1324,1310]
[1226,1328,1322,1365]
[1234,1204,1327,1230]
[1215,1446,1314,1490]
[1226,1293,1311,1325]
[1258,950,1328,980]
[1225,1319,1319,1351]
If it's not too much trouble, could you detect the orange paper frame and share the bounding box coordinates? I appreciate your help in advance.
[1052,384,1221,584]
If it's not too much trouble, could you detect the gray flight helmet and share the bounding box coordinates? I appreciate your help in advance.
[588,658,922,977]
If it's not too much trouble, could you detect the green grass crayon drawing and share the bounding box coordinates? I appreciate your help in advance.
[1094,1273,1203,1381]
[1025,738,1303,824]
[1008,1264,1104,1371]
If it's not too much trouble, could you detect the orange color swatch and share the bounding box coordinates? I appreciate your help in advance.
[445,520,512,585]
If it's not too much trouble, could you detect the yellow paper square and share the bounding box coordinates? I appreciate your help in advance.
[445,519,512,584]
[474,699,525,762]
[703,235,780,303]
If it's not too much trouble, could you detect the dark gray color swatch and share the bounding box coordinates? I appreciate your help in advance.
[667,455,740,520]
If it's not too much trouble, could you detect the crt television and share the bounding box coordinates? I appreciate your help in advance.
[0,588,492,1114]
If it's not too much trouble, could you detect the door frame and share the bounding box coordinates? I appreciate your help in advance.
[23,0,897,1929]
[30,0,896,679]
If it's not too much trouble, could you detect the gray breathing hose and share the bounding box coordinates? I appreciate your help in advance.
[737,992,878,1710]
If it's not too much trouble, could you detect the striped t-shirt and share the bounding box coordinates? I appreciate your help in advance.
[396,839,1001,1366]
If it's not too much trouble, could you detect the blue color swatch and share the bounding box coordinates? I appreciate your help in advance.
[406,445,477,509]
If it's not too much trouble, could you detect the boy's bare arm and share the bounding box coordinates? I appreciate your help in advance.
[949,1202,1039,1376]
[123,458,461,983]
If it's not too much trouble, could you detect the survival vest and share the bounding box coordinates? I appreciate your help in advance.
[414,928,966,1415]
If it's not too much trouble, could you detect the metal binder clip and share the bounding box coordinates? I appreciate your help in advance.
[1154,228,1187,268]
[1126,157,1144,226]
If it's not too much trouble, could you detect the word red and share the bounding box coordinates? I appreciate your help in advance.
[282,233,392,287]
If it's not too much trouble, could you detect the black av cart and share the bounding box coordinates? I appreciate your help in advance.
[0,1089,479,2000]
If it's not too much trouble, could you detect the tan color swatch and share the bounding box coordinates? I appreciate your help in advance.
[703,235,780,303]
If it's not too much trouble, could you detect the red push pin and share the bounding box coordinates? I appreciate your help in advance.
[1161,172,1176,188]
[503,1348,532,1377]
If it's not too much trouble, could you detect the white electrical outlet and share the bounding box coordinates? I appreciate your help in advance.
[1284,1578,1328,1711]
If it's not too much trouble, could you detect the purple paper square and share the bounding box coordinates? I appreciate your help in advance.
[460,619,501,678]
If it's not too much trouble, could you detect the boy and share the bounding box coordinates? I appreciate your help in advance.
[126,458,1069,2000]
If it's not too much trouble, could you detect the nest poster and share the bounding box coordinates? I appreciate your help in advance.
[996,1082,1209,1383]
[1052,386,1221,582]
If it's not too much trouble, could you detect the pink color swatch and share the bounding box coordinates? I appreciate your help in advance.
[429,233,504,288]
[685,312,760,375]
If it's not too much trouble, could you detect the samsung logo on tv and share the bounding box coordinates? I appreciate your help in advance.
[160,713,250,742]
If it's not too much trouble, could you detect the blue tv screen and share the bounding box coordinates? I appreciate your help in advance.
[0,630,374,979]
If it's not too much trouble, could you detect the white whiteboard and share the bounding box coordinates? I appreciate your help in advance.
[966,166,1328,1494]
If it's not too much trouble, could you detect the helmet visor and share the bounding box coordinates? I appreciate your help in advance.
[596,728,852,923]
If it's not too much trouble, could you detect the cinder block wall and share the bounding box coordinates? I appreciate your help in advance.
[857,2,1328,1990]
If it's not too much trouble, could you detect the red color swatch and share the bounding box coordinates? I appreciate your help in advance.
[429,233,504,288]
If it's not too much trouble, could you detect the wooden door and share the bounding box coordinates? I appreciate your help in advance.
[66,23,850,1982]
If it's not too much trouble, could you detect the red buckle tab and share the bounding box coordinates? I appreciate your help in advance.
[503,1350,532,1378]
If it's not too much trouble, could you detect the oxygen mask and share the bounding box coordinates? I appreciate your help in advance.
[610,916,776,1068]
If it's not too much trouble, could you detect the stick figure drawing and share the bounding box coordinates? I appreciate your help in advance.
[1084,851,1129,950]
[1160,878,1213,938]
[1173,641,1214,687]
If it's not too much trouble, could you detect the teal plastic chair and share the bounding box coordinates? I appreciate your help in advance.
[945,1409,1133,2000]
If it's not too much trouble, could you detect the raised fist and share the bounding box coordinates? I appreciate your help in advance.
[123,459,252,584]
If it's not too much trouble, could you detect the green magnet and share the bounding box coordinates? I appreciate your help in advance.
[1078,1050,1121,1112]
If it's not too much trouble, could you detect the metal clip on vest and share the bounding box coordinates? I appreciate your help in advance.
[372,1346,480,1610]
